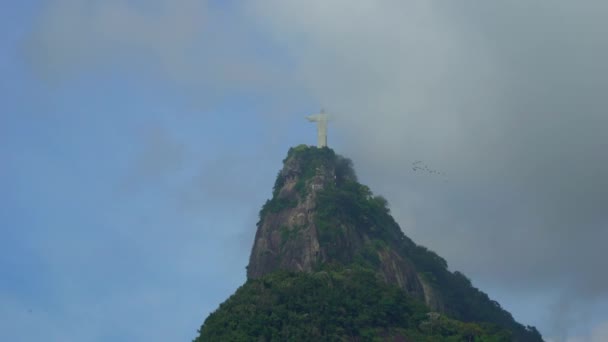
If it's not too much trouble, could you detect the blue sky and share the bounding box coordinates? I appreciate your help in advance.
[2,1,608,341]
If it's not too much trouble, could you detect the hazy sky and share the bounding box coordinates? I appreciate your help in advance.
[2,1,607,341]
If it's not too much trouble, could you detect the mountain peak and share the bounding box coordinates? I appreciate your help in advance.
[198,146,544,341]
[248,145,427,301]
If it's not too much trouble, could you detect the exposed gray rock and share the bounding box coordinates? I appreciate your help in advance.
[247,146,433,304]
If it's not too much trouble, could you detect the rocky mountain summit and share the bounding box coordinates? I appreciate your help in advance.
[195,145,544,341]
[247,146,428,303]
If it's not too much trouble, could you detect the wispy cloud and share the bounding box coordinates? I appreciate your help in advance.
[25,0,291,101]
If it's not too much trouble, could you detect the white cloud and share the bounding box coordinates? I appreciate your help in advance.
[28,0,204,76]
[590,321,608,342]
[26,0,287,98]
[547,319,608,342]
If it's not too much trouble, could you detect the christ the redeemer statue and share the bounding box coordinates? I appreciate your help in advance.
[306,109,329,148]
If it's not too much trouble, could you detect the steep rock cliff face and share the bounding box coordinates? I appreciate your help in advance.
[247,145,428,303]
[246,150,327,278]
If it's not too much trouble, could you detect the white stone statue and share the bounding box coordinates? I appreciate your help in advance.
[306,109,329,147]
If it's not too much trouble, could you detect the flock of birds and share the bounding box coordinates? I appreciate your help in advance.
[412,160,445,177]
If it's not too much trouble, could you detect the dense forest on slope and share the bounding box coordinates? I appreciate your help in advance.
[196,268,512,342]
[195,146,543,341]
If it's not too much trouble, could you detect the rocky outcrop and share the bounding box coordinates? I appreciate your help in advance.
[247,146,428,302]
[418,274,444,312]
[246,148,330,278]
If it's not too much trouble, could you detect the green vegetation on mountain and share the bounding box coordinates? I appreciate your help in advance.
[194,145,544,341]
[196,268,511,342]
